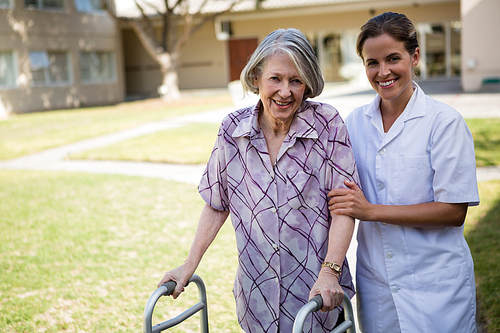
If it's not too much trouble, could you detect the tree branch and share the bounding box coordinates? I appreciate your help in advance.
[134,0,158,46]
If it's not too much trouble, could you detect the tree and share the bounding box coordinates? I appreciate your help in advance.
[113,0,263,101]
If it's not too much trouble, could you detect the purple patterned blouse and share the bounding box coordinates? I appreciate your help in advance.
[199,100,358,333]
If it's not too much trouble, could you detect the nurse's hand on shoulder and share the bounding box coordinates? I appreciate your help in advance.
[309,268,344,312]
[328,180,372,221]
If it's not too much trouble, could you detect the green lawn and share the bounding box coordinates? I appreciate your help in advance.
[466,118,500,167]
[70,122,220,165]
[0,170,241,333]
[464,180,500,332]
[0,95,231,161]
[1,170,498,332]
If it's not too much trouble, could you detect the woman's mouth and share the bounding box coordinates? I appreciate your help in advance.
[274,100,293,107]
[378,79,397,87]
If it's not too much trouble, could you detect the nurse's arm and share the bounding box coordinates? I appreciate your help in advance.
[328,181,468,228]
[309,213,355,311]
[158,203,229,297]
[362,201,467,228]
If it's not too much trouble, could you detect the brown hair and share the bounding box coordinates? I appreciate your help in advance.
[356,12,419,59]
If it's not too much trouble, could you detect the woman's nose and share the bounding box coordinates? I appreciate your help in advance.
[279,82,291,98]
[379,63,390,78]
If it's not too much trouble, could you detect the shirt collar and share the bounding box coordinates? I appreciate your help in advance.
[232,100,319,140]
[365,81,426,122]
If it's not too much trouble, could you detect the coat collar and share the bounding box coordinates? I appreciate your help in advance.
[365,81,426,136]
[365,81,426,121]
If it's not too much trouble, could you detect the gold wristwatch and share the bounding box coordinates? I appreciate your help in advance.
[321,262,342,275]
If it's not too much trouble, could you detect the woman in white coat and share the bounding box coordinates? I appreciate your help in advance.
[328,12,480,333]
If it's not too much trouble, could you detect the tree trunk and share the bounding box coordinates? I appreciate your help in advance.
[154,52,181,101]
[129,21,181,101]
[159,65,181,101]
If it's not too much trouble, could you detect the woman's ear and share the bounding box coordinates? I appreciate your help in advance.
[411,47,420,69]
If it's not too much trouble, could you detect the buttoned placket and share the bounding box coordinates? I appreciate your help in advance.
[375,140,402,298]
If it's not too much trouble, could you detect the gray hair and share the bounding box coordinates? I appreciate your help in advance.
[240,28,324,100]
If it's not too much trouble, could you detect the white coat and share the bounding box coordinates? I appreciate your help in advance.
[345,82,480,333]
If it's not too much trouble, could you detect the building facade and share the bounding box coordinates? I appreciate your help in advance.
[119,0,499,98]
[1,0,498,115]
[0,0,125,116]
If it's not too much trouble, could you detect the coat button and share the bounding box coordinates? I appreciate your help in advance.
[391,286,399,293]
[379,148,387,155]
[386,252,394,259]
[271,207,277,213]
[377,182,385,191]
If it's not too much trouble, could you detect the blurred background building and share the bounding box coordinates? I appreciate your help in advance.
[0,0,498,115]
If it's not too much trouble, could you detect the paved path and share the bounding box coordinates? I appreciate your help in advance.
[0,107,234,184]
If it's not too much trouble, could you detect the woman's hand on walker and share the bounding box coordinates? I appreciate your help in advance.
[328,180,372,221]
[158,261,195,299]
[309,268,344,312]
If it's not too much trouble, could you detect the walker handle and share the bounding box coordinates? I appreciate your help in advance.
[160,280,178,295]
[309,294,323,312]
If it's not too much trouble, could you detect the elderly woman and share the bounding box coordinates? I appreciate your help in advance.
[159,28,359,333]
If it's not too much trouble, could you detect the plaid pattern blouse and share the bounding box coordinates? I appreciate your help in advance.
[199,100,358,333]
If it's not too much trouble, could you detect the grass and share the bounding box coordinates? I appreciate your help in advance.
[1,170,498,332]
[0,94,231,161]
[464,180,500,332]
[0,170,241,333]
[466,118,500,167]
[70,123,220,165]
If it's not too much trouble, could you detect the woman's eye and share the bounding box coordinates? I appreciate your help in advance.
[270,76,280,81]
[389,56,400,62]
[292,79,303,85]
[366,61,377,67]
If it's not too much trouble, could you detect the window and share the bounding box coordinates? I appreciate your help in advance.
[0,51,16,87]
[29,51,70,86]
[0,0,12,8]
[79,51,115,82]
[25,0,64,10]
[74,0,102,12]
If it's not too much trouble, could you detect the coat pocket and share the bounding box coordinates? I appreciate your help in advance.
[413,263,476,332]
[397,155,433,204]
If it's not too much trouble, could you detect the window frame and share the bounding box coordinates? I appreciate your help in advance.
[29,50,72,87]
[0,0,13,9]
[24,0,65,11]
[79,50,116,84]
[0,50,18,89]
[74,0,105,13]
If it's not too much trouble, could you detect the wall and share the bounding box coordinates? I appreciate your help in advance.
[118,1,463,94]
[461,0,500,91]
[0,0,125,115]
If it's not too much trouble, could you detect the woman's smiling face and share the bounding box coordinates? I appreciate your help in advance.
[254,52,306,124]
[362,33,419,104]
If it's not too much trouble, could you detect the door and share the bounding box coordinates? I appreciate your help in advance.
[229,38,258,82]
